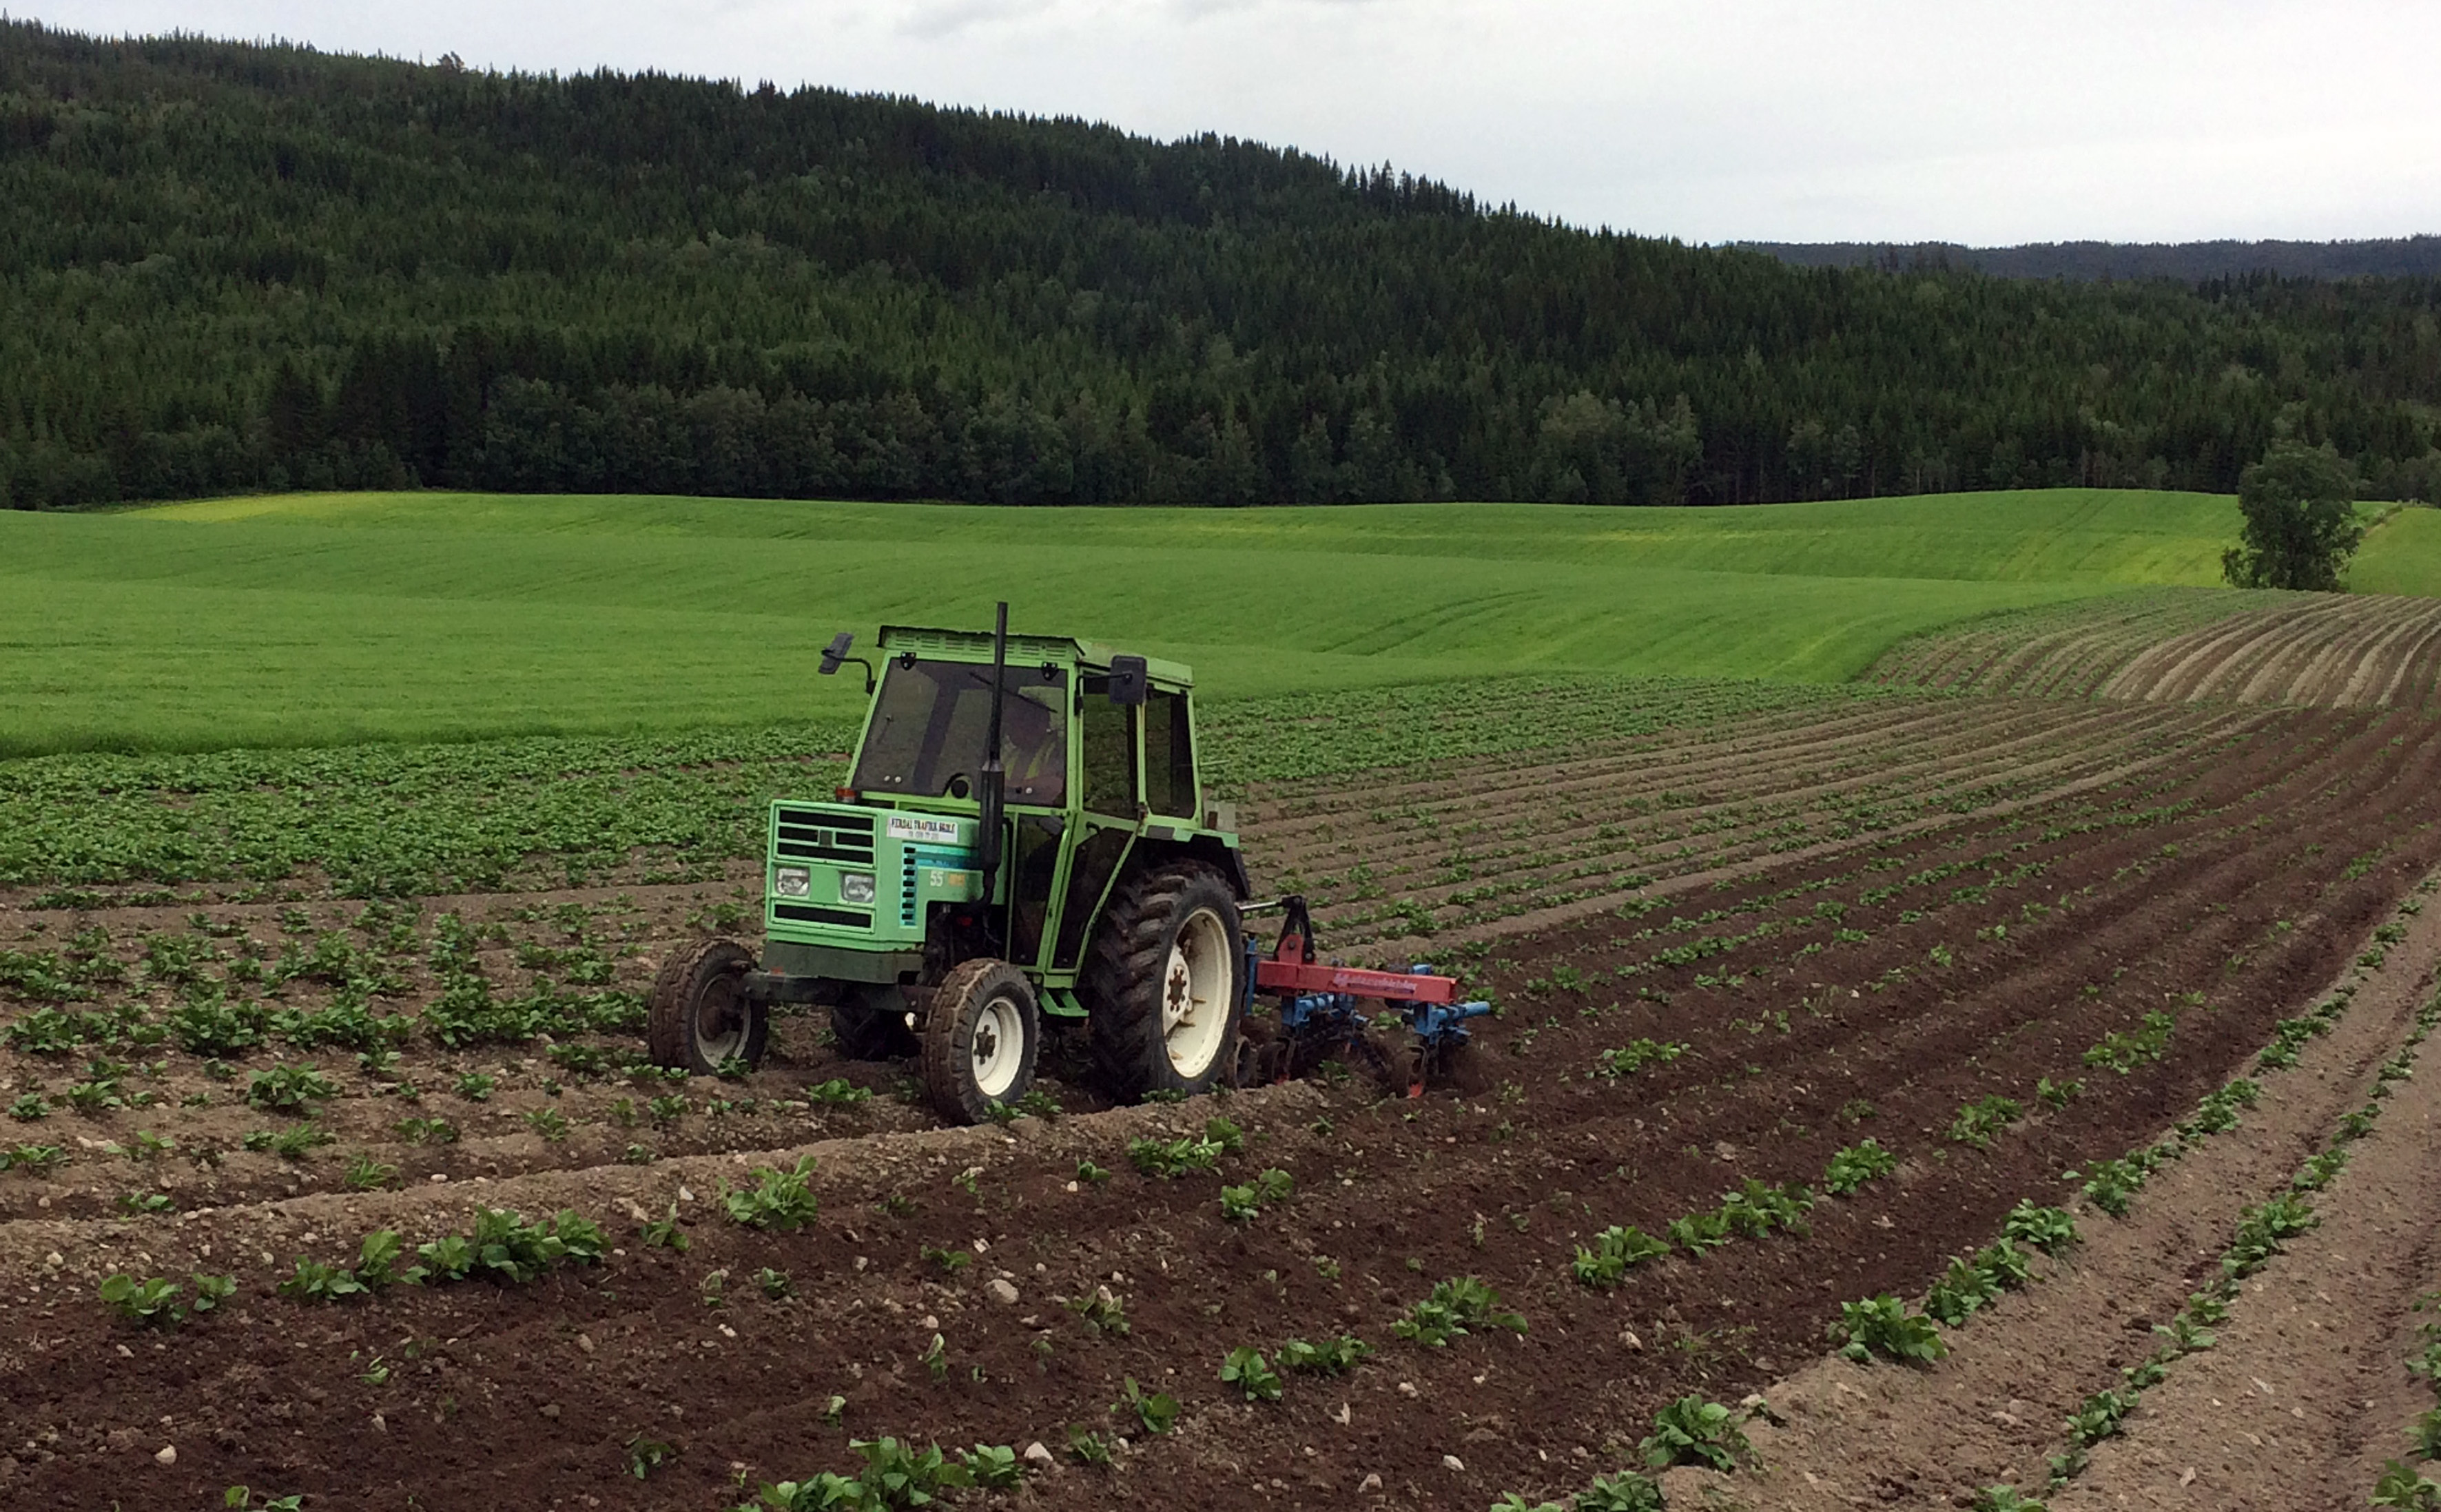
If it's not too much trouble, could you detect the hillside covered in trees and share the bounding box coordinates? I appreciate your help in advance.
[1750,238,2441,284]
[5,19,2441,511]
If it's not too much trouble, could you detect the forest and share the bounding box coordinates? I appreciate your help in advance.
[1753,237,2441,284]
[4,19,2441,511]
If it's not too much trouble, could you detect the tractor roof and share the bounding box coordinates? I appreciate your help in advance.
[878,625,1193,687]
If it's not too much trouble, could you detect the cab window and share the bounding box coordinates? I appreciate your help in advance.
[1142,689,1197,820]
[1078,676,1137,818]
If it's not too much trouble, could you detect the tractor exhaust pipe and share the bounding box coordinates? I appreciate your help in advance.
[976,601,1009,891]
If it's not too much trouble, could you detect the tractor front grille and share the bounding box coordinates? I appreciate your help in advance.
[772,903,874,930]
[774,806,876,864]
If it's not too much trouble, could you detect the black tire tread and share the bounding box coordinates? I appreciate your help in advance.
[921,957,1039,1126]
[1082,862,1240,1102]
[647,937,760,1074]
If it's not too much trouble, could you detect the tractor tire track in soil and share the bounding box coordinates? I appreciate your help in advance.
[6,704,2441,1509]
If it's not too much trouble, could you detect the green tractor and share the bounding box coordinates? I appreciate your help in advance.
[648,605,1251,1123]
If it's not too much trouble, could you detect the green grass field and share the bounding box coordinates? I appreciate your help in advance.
[0,487,2430,758]
[2348,505,2441,597]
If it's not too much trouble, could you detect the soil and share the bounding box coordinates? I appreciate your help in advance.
[1655,862,2441,1509]
[6,699,2441,1510]
[1867,590,2441,712]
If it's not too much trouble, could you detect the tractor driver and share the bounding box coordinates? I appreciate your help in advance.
[997,685,1068,807]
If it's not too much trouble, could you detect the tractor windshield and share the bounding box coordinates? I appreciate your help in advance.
[850,658,1069,806]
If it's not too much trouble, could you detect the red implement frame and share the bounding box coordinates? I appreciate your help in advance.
[1253,926,1459,1004]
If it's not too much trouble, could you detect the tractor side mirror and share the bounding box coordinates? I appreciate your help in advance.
[1107,655,1149,707]
[818,631,854,674]
[818,631,875,694]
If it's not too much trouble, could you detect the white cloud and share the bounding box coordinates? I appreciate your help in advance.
[26,0,2441,241]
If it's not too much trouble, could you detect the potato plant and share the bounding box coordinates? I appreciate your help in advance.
[1638,1396,1749,1471]
[1392,1276,1525,1347]
[1589,1038,1687,1079]
[1572,1225,1671,1289]
[100,1272,234,1328]
[2000,1201,2078,1254]
[721,1154,821,1230]
[244,1062,337,1113]
[1119,1376,1180,1434]
[1219,1346,1283,1402]
[1277,1335,1371,1375]
[1946,1094,2023,1150]
[1821,1138,1897,1194]
[1218,1167,1293,1222]
[1830,1295,1947,1365]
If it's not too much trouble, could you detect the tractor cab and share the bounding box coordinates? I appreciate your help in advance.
[647,608,1250,1124]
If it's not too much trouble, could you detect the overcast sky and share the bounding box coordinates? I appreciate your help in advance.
[24,1,2441,245]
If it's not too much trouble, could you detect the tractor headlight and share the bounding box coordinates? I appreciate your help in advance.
[773,866,812,899]
[839,871,877,905]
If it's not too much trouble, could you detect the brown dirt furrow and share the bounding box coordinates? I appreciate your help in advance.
[1654,864,2441,1511]
[2159,603,2336,705]
[1247,705,2091,889]
[1246,694,2012,831]
[1344,707,2265,960]
[2228,594,2394,705]
[2368,608,2441,709]
[1982,620,2147,698]
[2265,595,2431,705]
[1292,713,2216,949]
[1254,703,2156,903]
[2046,1008,2441,1507]
[2097,607,2291,705]
[1263,697,2183,841]
[1251,701,2212,909]
[2333,597,2441,707]
[1250,694,1906,806]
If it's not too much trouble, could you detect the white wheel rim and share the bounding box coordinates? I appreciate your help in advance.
[1162,907,1234,1077]
[694,977,747,1062]
[972,992,1025,1099]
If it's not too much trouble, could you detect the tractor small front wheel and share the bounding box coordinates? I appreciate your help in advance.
[920,958,1041,1126]
[647,938,766,1075]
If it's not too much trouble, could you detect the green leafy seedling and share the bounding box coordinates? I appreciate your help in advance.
[245,1063,338,1114]
[2001,1200,2078,1254]
[1831,1295,1947,1365]
[1822,1138,1898,1195]
[721,1154,820,1230]
[1121,1375,1180,1434]
[99,1272,187,1328]
[1640,1395,1750,1471]
[1219,1345,1283,1402]
[1278,1335,1372,1375]
[626,1433,677,1480]
[1572,1225,1671,1289]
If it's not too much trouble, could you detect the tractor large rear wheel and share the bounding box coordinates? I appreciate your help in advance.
[648,938,766,1075]
[920,958,1041,1125]
[1084,863,1242,1102]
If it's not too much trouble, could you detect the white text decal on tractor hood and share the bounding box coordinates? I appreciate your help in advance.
[885,815,965,846]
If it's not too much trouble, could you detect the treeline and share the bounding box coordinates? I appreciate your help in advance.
[4,20,2441,511]
[1751,237,2441,284]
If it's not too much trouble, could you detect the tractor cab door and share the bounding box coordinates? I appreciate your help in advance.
[1049,674,1141,972]
[1138,685,1199,824]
